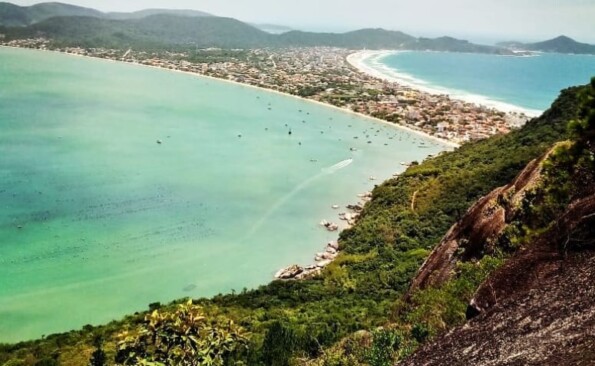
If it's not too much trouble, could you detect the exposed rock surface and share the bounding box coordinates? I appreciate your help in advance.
[275,241,341,280]
[401,194,595,366]
[275,265,303,280]
[469,194,595,315]
[406,149,553,297]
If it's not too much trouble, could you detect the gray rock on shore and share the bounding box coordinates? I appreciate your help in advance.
[327,241,339,250]
[320,219,339,231]
[316,260,332,268]
[275,264,304,279]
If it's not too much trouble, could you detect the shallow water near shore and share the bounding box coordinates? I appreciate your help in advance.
[367,51,595,114]
[0,47,448,342]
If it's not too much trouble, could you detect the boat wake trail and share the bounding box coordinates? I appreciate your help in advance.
[243,159,353,241]
[323,158,353,173]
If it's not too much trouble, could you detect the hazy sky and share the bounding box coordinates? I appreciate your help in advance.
[12,0,595,43]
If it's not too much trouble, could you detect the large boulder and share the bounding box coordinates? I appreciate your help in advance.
[274,265,304,280]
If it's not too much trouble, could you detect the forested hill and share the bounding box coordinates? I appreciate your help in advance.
[106,9,212,20]
[0,73,590,364]
[0,15,513,52]
[0,2,512,52]
[498,35,595,55]
[2,2,593,54]
[0,2,211,27]
[0,2,102,26]
[3,15,276,49]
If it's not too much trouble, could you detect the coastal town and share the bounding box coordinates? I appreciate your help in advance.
[1,37,531,144]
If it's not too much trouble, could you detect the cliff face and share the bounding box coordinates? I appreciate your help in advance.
[401,80,595,365]
[406,148,553,297]
[468,194,595,315]
[402,195,595,366]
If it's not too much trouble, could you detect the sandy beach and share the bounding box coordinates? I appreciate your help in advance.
[347,50,542,117]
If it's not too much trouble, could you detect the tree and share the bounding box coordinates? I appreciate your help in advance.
[261,322,297,366]
[116,300,247,366]
[89,337,107,366]
[367,329,401,366]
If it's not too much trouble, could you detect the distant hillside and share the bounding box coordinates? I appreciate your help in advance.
[1,16,513,53]
[0,2,212,26]
[3,14,274,49]
[0,2,512,53]
[107,8,212,20]
[498,35,595,55]
[0,1,102,26]
[408,36,510,54]
[253,23,293,34]
[276,29,509,53]
[278,28,415,48]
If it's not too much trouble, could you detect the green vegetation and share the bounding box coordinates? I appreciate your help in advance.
[0,82,590,366]
[115,301,247,366]
[310,253,504,365]
[0,3,511,53]
[0,2,102,27]
[403,255,504,334]
[497,35,595,55]
[2,2,592,54]
[1,15,274,50]
[0,2,211,27]
[88,338,107,366]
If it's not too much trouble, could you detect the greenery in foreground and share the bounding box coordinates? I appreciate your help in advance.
[0,82,590,366]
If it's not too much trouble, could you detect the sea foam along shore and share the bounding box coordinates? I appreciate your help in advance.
[0,45,459,149]
[347,50,543,117]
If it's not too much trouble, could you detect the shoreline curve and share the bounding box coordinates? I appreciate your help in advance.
[346,50,543,117]
[0,45,460,148]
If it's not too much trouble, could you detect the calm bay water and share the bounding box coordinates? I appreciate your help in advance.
[0,47,448,342]
[372,51,595,113]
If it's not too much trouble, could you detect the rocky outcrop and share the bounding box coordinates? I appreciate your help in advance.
[406,149,553,297]
[468,193,595,316]
[275,241,341,280]
[401,194,595,366]
[320,220,339,231]
[274,264,303,280]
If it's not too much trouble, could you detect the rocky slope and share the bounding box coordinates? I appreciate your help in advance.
[405,147,554,297]
[402,197,595,365]
[401,80,595,365]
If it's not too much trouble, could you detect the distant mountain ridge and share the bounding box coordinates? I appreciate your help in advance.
[276,28,416,49]
[0,2,102,26]
[252,23,293,34]
[4,14,273,49]
[0,7,513,53]
[107,9,212,20]
[0,1,212,27]
[498,35,595,55]
[0,15,513,53]
[1,2,593,55]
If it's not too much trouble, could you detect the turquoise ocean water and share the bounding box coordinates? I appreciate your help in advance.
[0,47,449,342]
[368,51,595,114]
